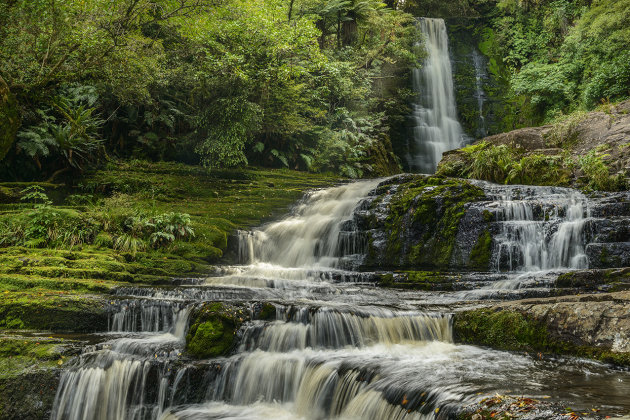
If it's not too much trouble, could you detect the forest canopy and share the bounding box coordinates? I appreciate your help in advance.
[0,0,418,179]
[1,0,629,180]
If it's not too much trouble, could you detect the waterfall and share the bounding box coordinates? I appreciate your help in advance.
[50,180,630,420]
[469,183,591,279]
[238,307,452,352]
[407,18,463,173]
[471,49,487,138]
[238,179,380,269]
[51,305,192,420]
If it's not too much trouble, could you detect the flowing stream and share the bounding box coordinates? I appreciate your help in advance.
[407,18,463,173]
[51,180,630,419]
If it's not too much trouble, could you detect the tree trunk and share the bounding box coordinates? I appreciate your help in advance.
[0,75,21,161]
[288,0,294,21]
[342,18,358,46]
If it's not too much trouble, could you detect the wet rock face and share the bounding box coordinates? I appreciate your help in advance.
[356,175,488,271]
[349,175,630,272]
[454,292,630,366]
[0,370,61,420]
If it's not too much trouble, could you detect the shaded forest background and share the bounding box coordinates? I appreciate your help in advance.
[0,0,628,181]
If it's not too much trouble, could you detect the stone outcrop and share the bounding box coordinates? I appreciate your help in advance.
[454,291,630,366]
[344,175,630,272]
[438,100,630,189]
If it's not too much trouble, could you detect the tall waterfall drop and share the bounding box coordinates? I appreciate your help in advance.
[407,18,463,173]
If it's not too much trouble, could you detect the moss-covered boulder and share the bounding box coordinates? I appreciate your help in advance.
[186,302,249,359]
[360,175,491,271]
[454,292,630,367]
[0,336,73,420]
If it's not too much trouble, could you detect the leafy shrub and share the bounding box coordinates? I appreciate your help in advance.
[114,234,146,256]
[20,185,52,207]
[466,144,515,182]
[506,154,568,185]
[65,194,95,206]
[578,151,626,191]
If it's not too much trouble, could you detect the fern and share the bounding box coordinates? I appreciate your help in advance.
[271,149,289,167]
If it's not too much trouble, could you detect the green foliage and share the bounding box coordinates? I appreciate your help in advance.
[16,85,104,172]
[467,0,630,123]
[19,185,51,207]
[506,154,569,186]
[467,143,515,182]
[578,151,626,192]
[1,0,415,178]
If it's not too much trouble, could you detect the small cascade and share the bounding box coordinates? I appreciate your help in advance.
[238,307,451,352]
[407,18,463,173]
[51,305,192,420]
[481,184,590,272]
[471,49,487,138]
[109,300,185,333]
[238,180,380,269]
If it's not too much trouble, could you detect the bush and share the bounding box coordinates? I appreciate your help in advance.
[578,151,626,191]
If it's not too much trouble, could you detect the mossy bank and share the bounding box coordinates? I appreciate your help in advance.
[454,291,630,367]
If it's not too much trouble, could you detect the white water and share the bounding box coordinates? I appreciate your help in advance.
[238,180,380,269]
[484,184,590,272]
[471,49,487,138]
[50,180,630,420]
[407,18,463,173]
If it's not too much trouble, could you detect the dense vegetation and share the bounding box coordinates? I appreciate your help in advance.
[466,0,630,126]
[0,0,418,181]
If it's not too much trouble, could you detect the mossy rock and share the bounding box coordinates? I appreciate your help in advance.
[375,176,485,270]
[0,295,108,332]
[468,229,492,270]
[186,302,249,359]
[257,302,276,320]
[454,308,630,367]
[377,271,455,291]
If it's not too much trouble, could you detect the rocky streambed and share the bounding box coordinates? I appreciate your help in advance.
[2,175,630,420]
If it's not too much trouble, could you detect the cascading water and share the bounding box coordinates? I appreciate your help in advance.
[238,180,379,269]
[50,179,630,420]
[463,182,592,292]
[407,18,463,173]
[483,184,590,272]
[471,49,487,138]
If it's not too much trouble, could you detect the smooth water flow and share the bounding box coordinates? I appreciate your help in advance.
[483,184,590,272]
[51,179,630,420]
[471,49,487,138]
[407,18,463,173]
[238,180,380,269]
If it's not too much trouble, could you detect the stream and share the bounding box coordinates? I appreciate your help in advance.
[50,179,630,420]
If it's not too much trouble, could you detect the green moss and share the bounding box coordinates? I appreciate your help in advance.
[186,302,249,359]
[454,309,630,367]
[94,232,114,248]
[378,271,453,290]
[258,303,276,320]
[468,229,492,270]
[556,268,630,291]
[381,176,485,269]
[0,293,108,332]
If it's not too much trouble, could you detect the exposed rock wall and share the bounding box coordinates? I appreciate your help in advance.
[348,175,630,272]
